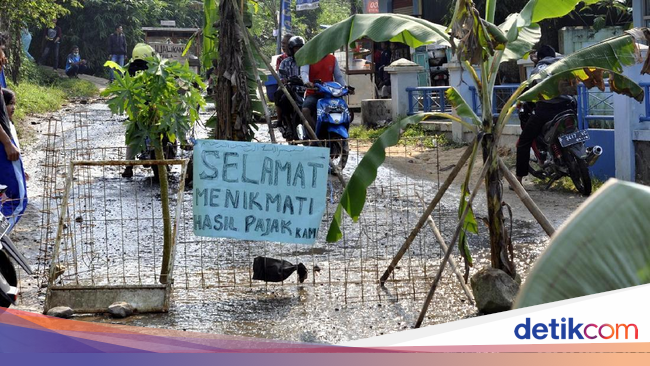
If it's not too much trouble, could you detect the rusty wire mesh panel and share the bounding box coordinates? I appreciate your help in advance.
[48,160,186,288]
[37,109,472,310]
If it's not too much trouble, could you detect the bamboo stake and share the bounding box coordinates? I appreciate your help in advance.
[415,153,492,328]
[416,193,475,305]
[498,158,555,237]
[256,78,277,143]
[380,139,476,285]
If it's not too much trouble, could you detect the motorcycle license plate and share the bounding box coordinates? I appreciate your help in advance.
[330,113,343,124]
[0,213,9,239]
[558,130,590,147]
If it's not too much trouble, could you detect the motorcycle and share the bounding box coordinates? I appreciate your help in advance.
[518,101,602,196]
[313,80,354,172]
[139,136,177,182]
[0,185,33,308]
[277,76,307,143]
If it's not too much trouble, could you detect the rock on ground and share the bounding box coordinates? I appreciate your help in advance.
[47,306,74,318]
[470,268,520,314]
[108,302,135,318]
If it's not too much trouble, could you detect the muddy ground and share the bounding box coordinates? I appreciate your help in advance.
[7,98,588,344]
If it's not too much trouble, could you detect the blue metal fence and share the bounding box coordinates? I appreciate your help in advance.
[469,84,521,120]
[406,86,452,115]
[577,83,614,129]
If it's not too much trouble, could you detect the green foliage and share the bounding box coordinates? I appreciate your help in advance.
[7,60,98,123]
[8,81,65,123]
[202,0,220,67]
[101,56,205,152]
[514,180,650,308]
[30,0,203,78]
[57,78,100,99]
[532,175,605,194]
[0,0,79,28]
[458,184,477,266]
[249,0,352,58]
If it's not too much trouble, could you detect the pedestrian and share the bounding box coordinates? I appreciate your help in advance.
[65,46,88,78]
[0,34,28,230]
[108,25,127,82]
[39,18,62,70]
[21,23,35,62]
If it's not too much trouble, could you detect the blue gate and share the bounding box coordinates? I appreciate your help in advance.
[577,84,615,181]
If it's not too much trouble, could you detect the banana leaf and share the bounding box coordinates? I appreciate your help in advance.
[295,14,449,66]
[520,0,601,24]
[326,114,429,242]
[445,87,481,128]
[202,0,219,67]
[498,13,540,62]
[519,29,650,103]
[514,180,650,308]
[520,68,644,102]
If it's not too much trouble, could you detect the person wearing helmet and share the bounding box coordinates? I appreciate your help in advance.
[128,42,157,76]
[122,43,159,178]
[275,36,306,140]
[108,25,127,82]
[300,49,346,132]
[515,45,575,187]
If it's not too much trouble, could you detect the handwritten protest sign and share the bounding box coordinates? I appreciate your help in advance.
[193,140,330,244]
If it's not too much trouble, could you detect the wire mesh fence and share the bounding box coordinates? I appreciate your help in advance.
[36,108,473,310]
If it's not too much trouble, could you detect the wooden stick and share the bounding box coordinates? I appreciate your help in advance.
[415,153,491,328]
[498,158,555,237]
[416,193,475,305]
[380,139,476,285]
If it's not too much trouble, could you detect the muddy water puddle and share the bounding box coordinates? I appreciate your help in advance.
[13,101,553,344]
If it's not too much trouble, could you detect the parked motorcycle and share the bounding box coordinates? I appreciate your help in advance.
[518,101,602,196]
[313,80,354,171]
[0,185,33,308]
[139,136,177,182]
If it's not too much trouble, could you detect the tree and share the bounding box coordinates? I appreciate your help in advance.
[295,1,649,324]
[0,0,79,83]
[101,56,205,283]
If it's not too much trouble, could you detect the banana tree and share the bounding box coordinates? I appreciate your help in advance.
[295,1,650,301]
[205,0,267,141]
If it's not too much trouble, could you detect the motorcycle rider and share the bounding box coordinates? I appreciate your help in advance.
[122,43,158,178]
[300,52,346,133]
[515,45,575,186]
[275,36,306,139]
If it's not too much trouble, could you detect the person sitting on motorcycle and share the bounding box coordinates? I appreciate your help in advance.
[515,45,575,186]
[300,52,346,133]
[275,36,306,136]
[122,43,157,178]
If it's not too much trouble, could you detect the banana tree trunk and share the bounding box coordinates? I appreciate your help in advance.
[480,60,515,278]
[482,134,515,277]
[215,0,251,141]
[155,145,173,284]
